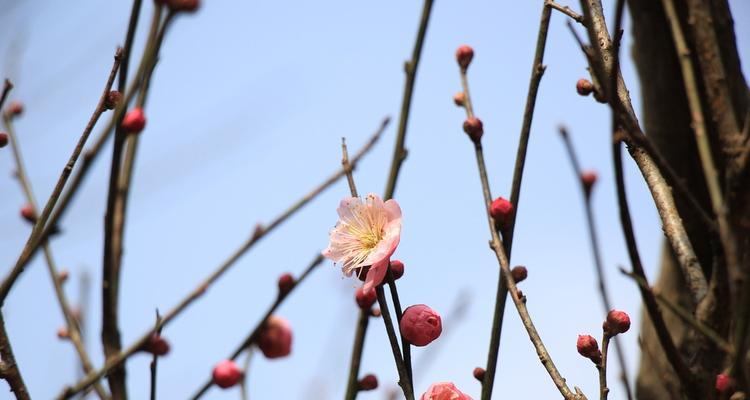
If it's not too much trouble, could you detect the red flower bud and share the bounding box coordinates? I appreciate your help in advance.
[166,0,200,12]
[453,92,466,107]
[370,308,382,317]
[473,367,485,382]
[277,273,295,297]
[455,45,474,70]
[358,374,378,391]
[511,266,527,283]
[212,360,242,389]
[389,260,404,280]
[143,334,170,356]
[57,326,70,339]
[603,310,631,336]
[258,315,292,359]
[121,107,146,134]
[715,373,733,393]
[489,197,514,229]
[20,204,36,223]
[581,170,597,197]
[104,91,122,110]
[6,101,23,118]
[355,286,377,310]
[400,304,442,347]
[576,79,594,96]
[463,117,483,143]
[0,132,8,148]
[58,269,70,283]
[576,334,601,364]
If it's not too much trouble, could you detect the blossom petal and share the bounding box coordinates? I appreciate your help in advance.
[362,257,389,295]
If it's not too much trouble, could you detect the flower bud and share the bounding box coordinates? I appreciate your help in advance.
[121,107,146,134]
[370,308,382,317]
[212,360,242,389]
[715,373,733,393]
[603,310,631,336]
[355,286,377,310]
[58,269,70,283]
[104,91,122,110]
[463,117,483,143]
[0,132,8,148]
[576,79,594,96]
[576,334,601,364]
[581,170,597,197]
[453,92,466,107]
[511,266,527,283]
[455,45,474,70]
[473,367,485,382]
[20,204,36,223]
[143,334,170,356]
[277,273,295,297]
[57,326,70,339]
[358,374,378,391]
[6,101,23,118]
[389,260,404,280]
[400,304,442,347]
[421,382,472,400]
[489,197,513,230]
[257,315,292,359]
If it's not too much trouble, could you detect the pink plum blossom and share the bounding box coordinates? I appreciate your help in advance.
[421,382,473,400]
[323,193,402,294]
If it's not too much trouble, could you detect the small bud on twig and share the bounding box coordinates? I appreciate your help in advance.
[576,334,601,364]
[5,101,23,118]
[120,108,146,134]
[358,374,378,391]
[511,266,528,283]
[472,367,485,382]
[20,204,36,223]
[455,45,474,71]
[400,304,442,347]
[212,360,242,389]
[370,308,382,317]
[58,269,70,283]
[277,273,295,297]
[143,334,170,356]
[57,326,70,340]
[581,170,597,198]
[576,79,594,96]
[489,197,514,230]
[463,117,483,143]
[355,286,377,310]
[453,92,466,107]
[389,260,404,280]
[0,132,8,148]
[603,309,630,336]
[104,90,122,110]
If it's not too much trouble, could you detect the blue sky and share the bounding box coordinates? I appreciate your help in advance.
[1,1,748,399]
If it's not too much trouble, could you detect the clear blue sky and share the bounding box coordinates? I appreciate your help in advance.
[1,1,748,399]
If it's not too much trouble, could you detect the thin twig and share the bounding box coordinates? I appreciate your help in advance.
[0,313,30,400]
[189,255,323,399]
[612,140,698,398]
[545,0,584,24]
[58,119,388,399]
[459,55,585,400]
[598,335,611,400]
[149,310,163,400]
[619,267,734,355]
[239,349,254,400]
[3,117,109,400]
[0,48,124,305]
[482,3,552,399]
[344,310,370,400]
[558,126,633,400]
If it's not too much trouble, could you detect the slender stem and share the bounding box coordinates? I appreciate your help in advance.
[341,138,359,198]
[386,270,411,381]
[0,79,12,109]
[239,349,254,400]
[0,313,30,400]
[189,255,323,399]
[3,118,110,400]
[612,140,698,398]
[482,4,551,398]
[459,62,584,400]
[545,0,584,24]
[149,311,163,400]
[59,121,386,399]
[598,335,611,400]
[0,48,124,305]
[559,126,633,399]
[344,309,370,400]
[376,287,414,400]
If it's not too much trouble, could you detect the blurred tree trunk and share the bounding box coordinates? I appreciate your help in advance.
[628,0,748,398]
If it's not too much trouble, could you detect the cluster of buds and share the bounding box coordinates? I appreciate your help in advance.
[400,304,442,347]
[577,310,631,365]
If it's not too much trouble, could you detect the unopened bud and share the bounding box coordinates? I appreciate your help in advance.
[511,266,527,283]
[400,304,442,347]
[6,101,23,118]
[455,45,474,70]
[20,204,36,223]
[355,286,377,310]
[453,92,466,107]
[358,374,378,391]
[104,91,122,110]
[120,107,146,134]
[489,197,514,230]
[716,373,733,393]
[143,334,170,356]
[58,269,70,283]
[472,367,485,382]
[576,334,601,364]
[212,360,242,389]
[277,273,295,297]
[603,310,631,336]
[164,0,200,12]
[0,132,8,148]
[389,260,404,280]
[463,117,483,143]
[576,79,594,96]
[57,326,70,339]
[371,308,382,317]
[581,170,598,197]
